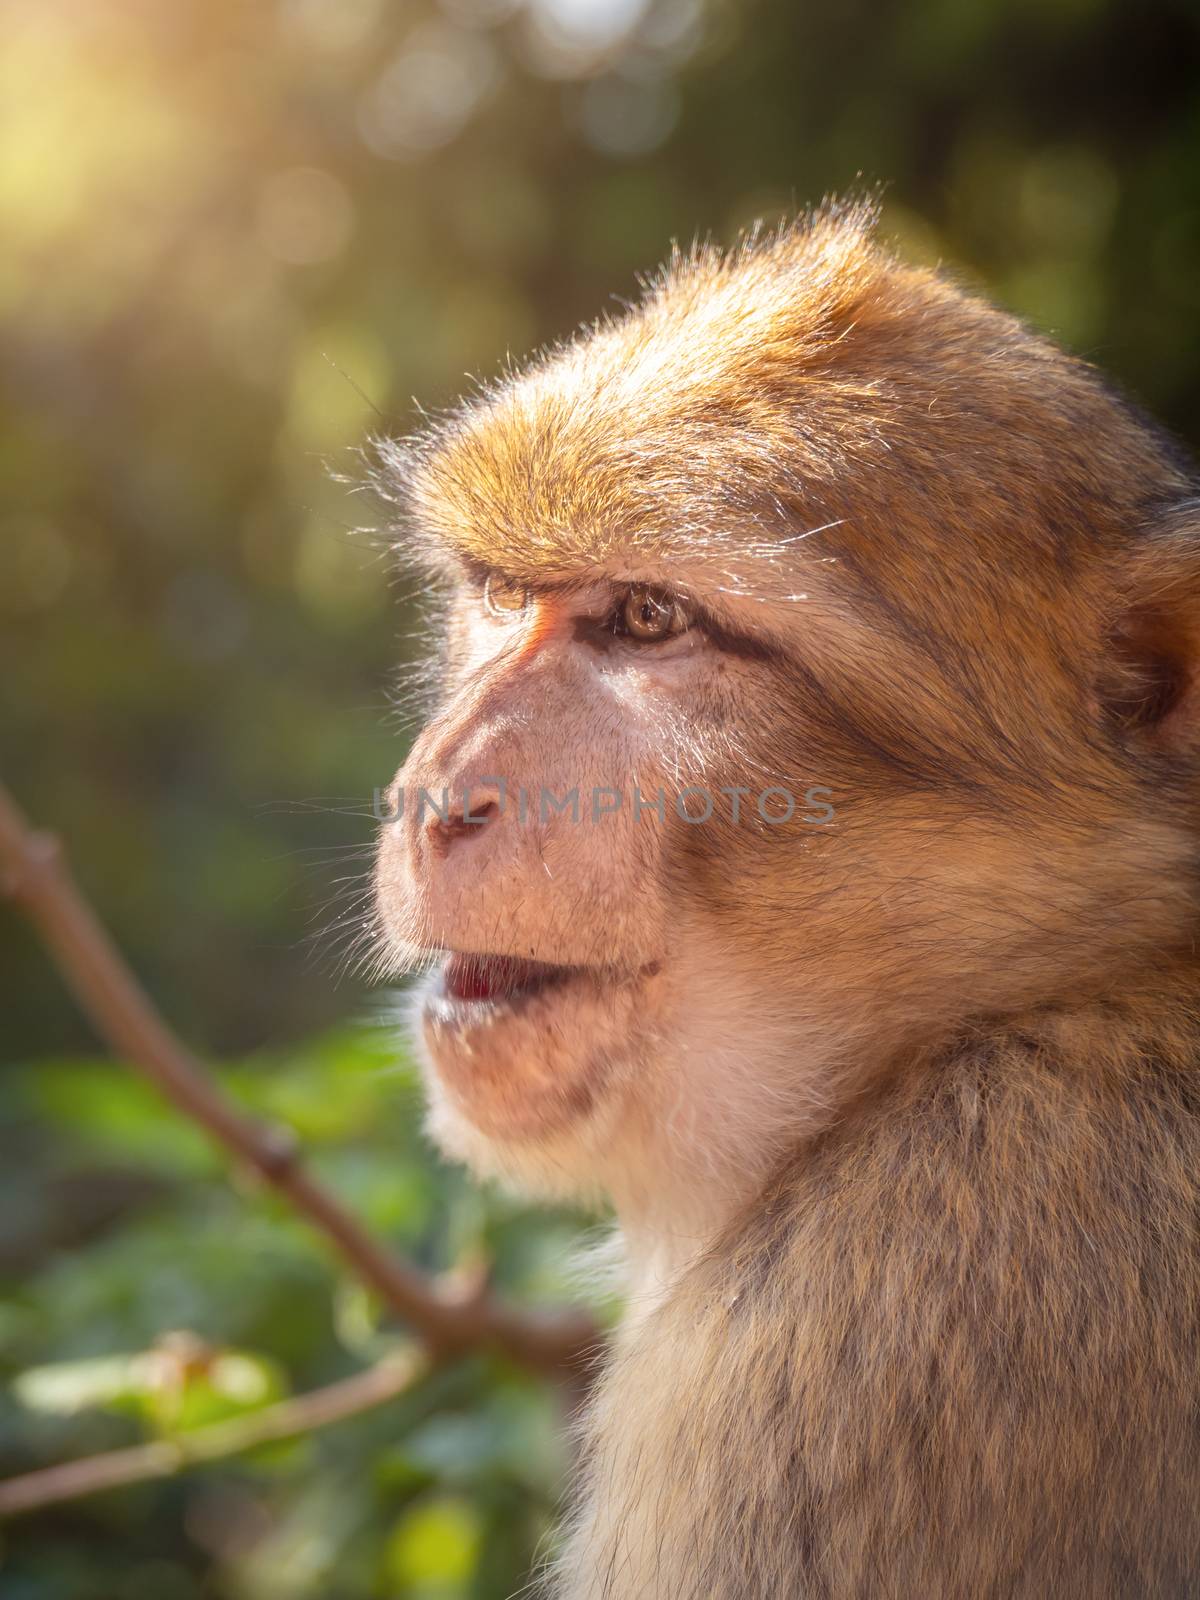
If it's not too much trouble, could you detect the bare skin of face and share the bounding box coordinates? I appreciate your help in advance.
[372,203,1200,1598]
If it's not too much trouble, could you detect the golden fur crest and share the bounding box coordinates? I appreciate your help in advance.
[378,200,1187,593]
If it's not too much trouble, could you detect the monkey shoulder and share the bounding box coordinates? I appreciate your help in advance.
[706,1030,1200,1323]
[581,1031,1200,1598]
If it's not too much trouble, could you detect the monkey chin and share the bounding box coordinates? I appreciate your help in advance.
[414,954,663,1198]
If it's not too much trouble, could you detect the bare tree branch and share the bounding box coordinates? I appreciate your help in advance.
[0,780,602,1383]
[0,1350,424,1517]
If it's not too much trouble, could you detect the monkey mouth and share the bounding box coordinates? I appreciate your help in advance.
[419,952,666,1143]
[425,951,664,1036]
[439,951,578,1008]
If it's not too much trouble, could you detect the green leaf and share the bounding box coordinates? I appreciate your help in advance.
[20,1061,215,1178]
[384,1495,482,1595]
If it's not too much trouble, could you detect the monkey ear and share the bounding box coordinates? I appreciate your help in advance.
[1099,521,1200,752]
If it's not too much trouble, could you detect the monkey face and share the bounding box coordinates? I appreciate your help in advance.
[373,575,802,1201]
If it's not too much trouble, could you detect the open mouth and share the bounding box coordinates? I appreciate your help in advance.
[441,952,578,1006]
[422,952,666,1141]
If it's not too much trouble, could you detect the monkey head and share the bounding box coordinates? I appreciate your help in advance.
[373,205,1200,1242]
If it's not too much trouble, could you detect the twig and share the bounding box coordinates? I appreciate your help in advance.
[0,781,602,1381]
[0,1351,424,1517]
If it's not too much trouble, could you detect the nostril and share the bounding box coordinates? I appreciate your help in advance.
[426,795,501,857]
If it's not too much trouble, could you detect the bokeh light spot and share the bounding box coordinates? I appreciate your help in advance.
[257,166,355,266]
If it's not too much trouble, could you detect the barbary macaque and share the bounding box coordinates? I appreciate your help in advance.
[372,202,1200,1596]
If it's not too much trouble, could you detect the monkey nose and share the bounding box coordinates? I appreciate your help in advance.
[424,784,503,858]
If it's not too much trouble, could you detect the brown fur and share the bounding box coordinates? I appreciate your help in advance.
[374,202,1200,1597]
[564,986,1200,1598]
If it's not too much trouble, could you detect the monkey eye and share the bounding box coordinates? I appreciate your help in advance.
[617,585,691,643]
[483,573,530,616]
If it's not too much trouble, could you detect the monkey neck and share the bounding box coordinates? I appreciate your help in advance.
[616,1212,734,1324]
[610,1035,859,1309]
[611,958,1200,1313]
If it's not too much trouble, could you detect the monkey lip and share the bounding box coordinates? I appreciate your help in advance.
[440,951,577,1006]
[426,952,663,1032]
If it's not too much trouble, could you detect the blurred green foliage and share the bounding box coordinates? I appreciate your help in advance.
[0,1028,597,1598]
[2,0,1199,1592]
